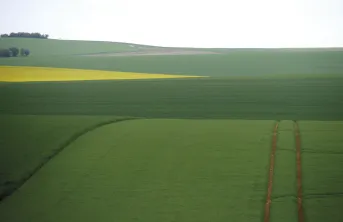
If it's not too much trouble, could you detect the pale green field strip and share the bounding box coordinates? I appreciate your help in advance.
[0,119,274,222]
[0,38,140,56]
[299,121,343,222]
[270,120,298,222]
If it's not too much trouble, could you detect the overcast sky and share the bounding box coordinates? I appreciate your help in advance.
[1,0,343,47]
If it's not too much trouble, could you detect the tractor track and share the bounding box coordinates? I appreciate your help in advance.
[294,121,305,222]
[264,121,305,222]
[264,121,279,222]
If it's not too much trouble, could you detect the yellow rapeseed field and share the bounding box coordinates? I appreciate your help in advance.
[0,66,204,82]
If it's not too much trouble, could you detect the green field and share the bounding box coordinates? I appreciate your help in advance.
[1,49,343,78]
[0,119,275,222]
[1,38,343,221]
[0,38,144,56]
[270,121,297,222]
[1,38,343,78]
[1,78,342,120]
[300,121,343,222]
[0,115,133,200]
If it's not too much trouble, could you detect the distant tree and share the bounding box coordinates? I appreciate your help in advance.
[24,49,30,56]
[18,32,25,37]
[9,47,19,57]
[20,48,25,56]
[0,48,13,57]
[31,32,39,38]
[0,32,49,39]
[20,48,30,56]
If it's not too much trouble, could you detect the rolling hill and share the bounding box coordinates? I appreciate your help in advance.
[1,38,343,222]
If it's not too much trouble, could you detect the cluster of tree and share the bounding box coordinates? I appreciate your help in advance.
[0,47,30,57]
[0,32,49,39]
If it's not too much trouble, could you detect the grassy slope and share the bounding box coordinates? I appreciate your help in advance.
[0,39,343,77]
[0,119,274,222]
[1,41,342,120]
[299,121,343,222]
[0,38,142,56]
[0,115,130,200]
[0,78,342,120]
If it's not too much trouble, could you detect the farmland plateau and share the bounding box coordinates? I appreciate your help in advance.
[1,38,343,222]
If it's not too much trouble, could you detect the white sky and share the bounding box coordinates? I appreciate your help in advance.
[1,0,343,47]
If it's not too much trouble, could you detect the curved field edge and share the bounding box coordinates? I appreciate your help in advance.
[0,116,137,201]
[0,119,275,222]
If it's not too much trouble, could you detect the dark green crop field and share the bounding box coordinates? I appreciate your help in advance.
[1,39,343,222]
[1,51,343,77]
[1,78,342,120]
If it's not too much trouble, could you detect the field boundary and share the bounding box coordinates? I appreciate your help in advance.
[294,121,305,222]
[264,121,279,222]
[0,117,138,202]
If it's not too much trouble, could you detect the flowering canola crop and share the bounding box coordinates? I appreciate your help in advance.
[0,66,204,82]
